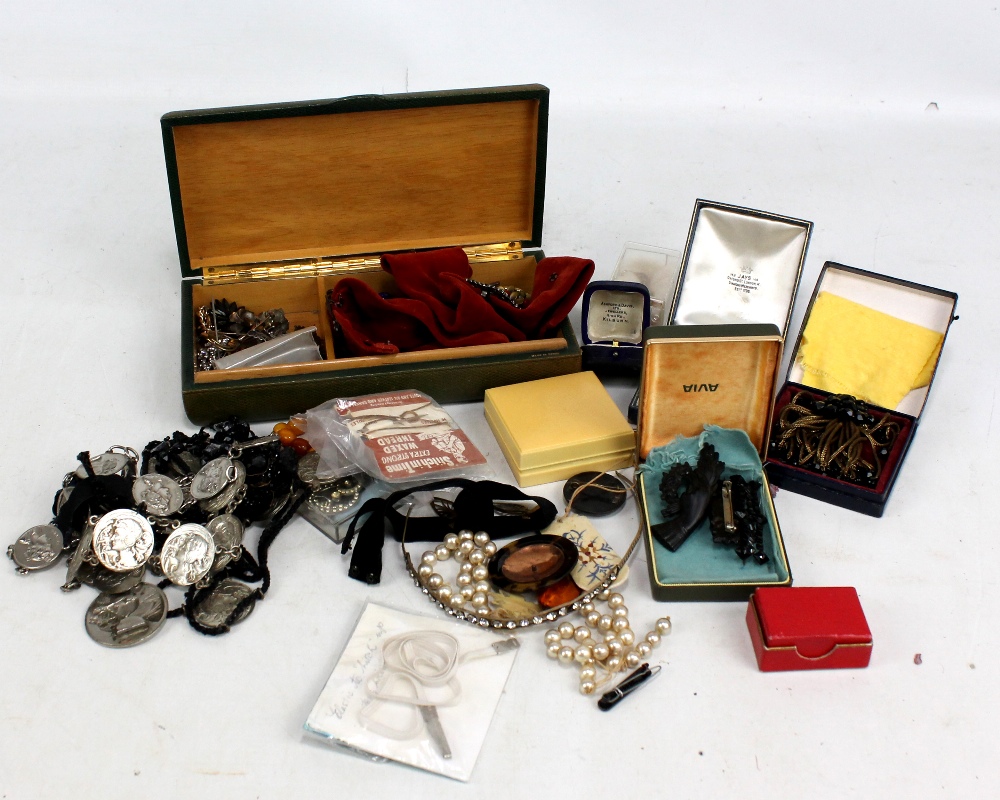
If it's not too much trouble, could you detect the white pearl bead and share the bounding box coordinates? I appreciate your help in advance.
[636,642,652,657]
[619,629,635,647]
[460,585,474,599]
[585,611,601,628]
[625,651,641,669]
[606,655,622,671]
[604,631,618,642]
[436,586,453,601]
[656,617,672,636]
[591,642,610,661]
[579,680,597,696]
[612,606,629,618]
[580,666,597,682]
[458,540,475,556]
[474,581,491,594]
[472,565,488,581]
[607,639,623,656]
[443,533,460,550]
[612,617,629,633]
[598,615,613,631]
[434,544,450,561]
[581,602,595,614]
[456,573,472,587]
[573,627,591,643]
[459,561,473,574]
[471,592,488,608]
[558,646,575,665]
[458,530,474,541]
[468,549,485,566]
[544,629,562,646]
[574,645,593,663]
[427,573,444,589]
[421,551,436,566]
[596,589,611,601]
[483,542,497,556]
[558,621,575,639]
[646,631,661,648]
[608,593,625,608]
[473,531,490,547]
[450,594,466,608]
[417,564,433,579]
[546,643,561,659]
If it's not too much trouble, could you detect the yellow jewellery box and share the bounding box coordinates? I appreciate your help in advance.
[636,323,783,460]
[484,371,635,487]
[162,84,582,424]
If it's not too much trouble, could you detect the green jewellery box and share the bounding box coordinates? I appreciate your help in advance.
[162,84,581,424]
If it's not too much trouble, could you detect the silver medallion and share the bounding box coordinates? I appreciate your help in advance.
[296,452,323,486]
[76,562,145,594]
[54,486,73,516]
[160,523,215,586]
[190,456,235,500]
[192,579,256,630]
[92,509,155,572]
[61,525,95,591]
[206,514,244,573]
[74,452,130,480]
[132,473,184,516]
[8,524,64,573]
[85,583,168,648]
[199,460,246,514]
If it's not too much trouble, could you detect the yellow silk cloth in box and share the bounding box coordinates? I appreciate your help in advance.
[798,292,943,409]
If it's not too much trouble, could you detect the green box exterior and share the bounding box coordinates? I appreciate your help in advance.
[165,84,585,424]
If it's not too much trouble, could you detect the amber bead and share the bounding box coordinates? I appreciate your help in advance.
[277,428,298,445]
[291,437,312,455]
[272,422,289,434]
[537,576,582,608]
[285,424,303,437]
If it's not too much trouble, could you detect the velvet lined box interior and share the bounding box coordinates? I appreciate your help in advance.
[187,255,566,384]
[639,427,791,601]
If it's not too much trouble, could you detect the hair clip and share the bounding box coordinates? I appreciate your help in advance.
[597,662,661,710]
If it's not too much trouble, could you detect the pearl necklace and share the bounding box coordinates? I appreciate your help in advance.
[406,527,635,631]
[543,591,672,695]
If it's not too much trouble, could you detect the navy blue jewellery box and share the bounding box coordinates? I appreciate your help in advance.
[580,280,651,373]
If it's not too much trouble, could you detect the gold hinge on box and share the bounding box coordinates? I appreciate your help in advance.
[201,242,524,286]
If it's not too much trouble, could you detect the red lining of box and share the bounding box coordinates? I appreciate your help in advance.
[768,384,914,496]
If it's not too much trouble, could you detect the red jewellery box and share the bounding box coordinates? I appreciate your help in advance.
[746,587,872,672]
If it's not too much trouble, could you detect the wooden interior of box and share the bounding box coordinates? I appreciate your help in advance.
[190,255,566,383]
[171,99,541,270]
[637,337,782,458]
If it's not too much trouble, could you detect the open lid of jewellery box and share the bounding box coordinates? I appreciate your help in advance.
[765,261,959,515]
[636,323,784,460]
[669,200,813,339]
[161,85,585,423]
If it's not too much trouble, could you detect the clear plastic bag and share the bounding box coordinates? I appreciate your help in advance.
[303,390,492,485]
[304,602,519,781]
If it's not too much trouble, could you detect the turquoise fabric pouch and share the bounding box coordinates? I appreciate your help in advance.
[638,425,792,601]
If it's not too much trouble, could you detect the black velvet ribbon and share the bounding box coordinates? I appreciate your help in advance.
[51,452,136,546]
[341,479,558,585]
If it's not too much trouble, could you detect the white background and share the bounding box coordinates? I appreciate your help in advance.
[1,2,997,798]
